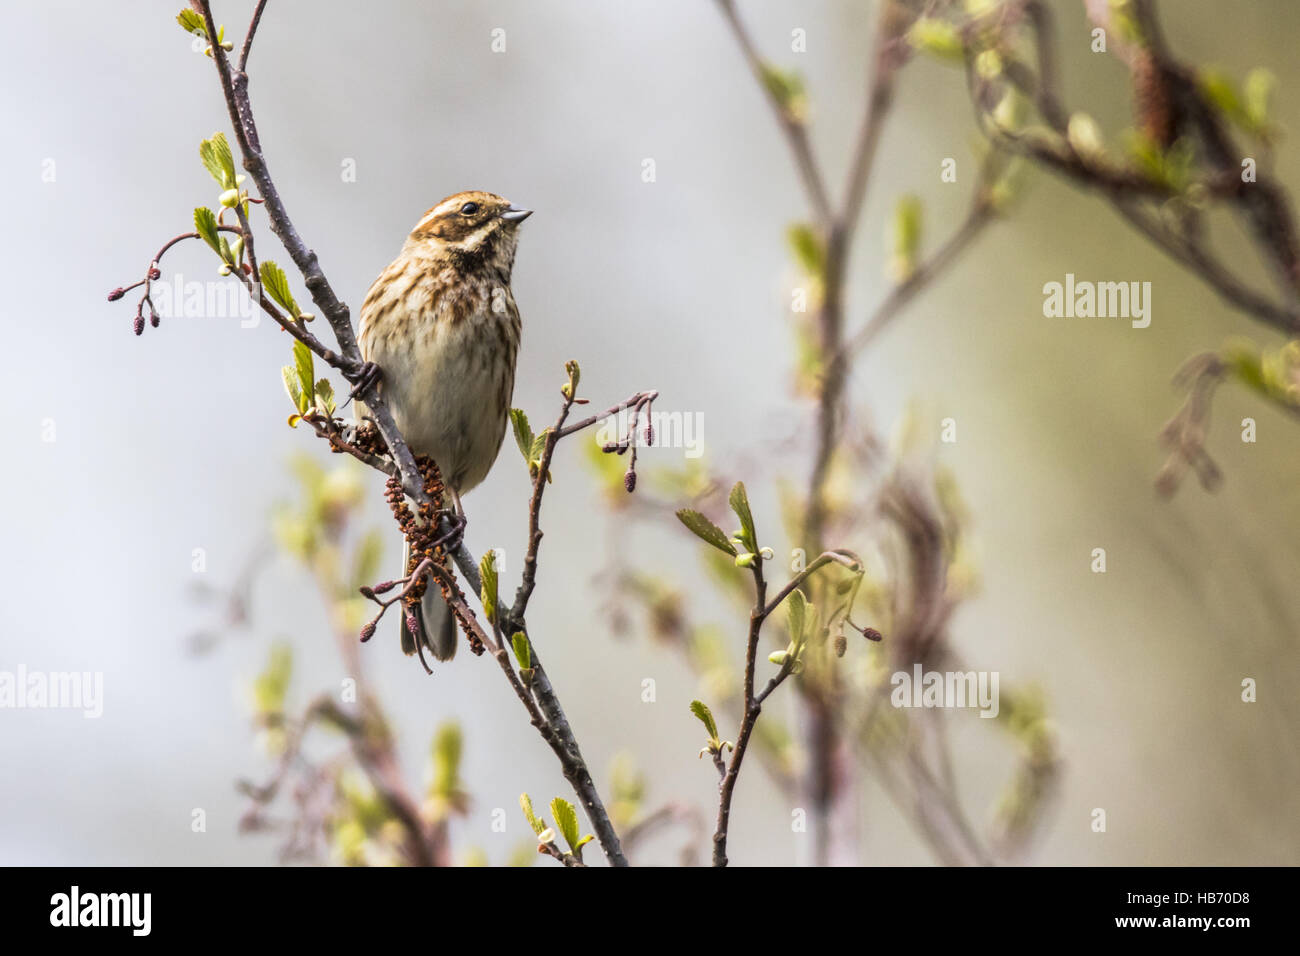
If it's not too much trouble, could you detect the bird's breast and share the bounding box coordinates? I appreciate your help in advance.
[359,271,520,493]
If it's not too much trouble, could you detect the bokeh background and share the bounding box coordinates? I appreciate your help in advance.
[2,0,1297,865]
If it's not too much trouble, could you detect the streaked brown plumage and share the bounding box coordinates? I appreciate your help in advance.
[357,190,531,661]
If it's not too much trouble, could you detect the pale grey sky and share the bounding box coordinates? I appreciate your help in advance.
[3,0,1298,866]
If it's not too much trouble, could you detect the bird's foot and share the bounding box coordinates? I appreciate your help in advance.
[346,361,383,403]
[430,509,467,554]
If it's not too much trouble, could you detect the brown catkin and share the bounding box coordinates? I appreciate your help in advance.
[1131,49,1175,148]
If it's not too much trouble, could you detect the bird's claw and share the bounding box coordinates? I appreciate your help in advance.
[347,361,383,403]
[431,510,468,554]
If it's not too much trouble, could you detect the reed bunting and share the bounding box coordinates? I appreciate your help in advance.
[357,191,532,661]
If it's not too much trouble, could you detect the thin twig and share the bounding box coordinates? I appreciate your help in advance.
[712,552,770,867]
[840,201,995,359]
[194,1,428,506]
[237,0,268,72]
[713,0,834,227]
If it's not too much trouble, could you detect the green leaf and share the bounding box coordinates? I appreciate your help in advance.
[675,509,739,556]
[176,9,207,37]
[907,18,964,62]
[511,632,531,670]
[1200,71,1242,121]
[786,588,807,645]
[1225,338,1300,409]
[527,428,552,482]
[1126,131,1165,182]
[1124,132,1194,192]
[990,88,1028,133]
[193,207,221,254]
[728,481,758,552]
[509,408,533,462]
[252,643,293,714]
[199,132,237,190]
[293,341,314,412]
[550,797,580,851]
[479,550,499,625]
[758,63,807,120]
[1244,68,1276,130]
[803,602,820,649]
[690,699,720,740]
[259,260,300,317]
[786,223,825,278]
[890,195,923,281]
[519,793,544,835]
[1201,68,1276,137]
[281,366,304,415]
[431,723,462,797]
[528,429,550,464]
[562,359,581,399]
[314,378,336,417]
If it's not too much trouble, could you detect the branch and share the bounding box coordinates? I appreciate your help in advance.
[239,695,444,867]
[713,0,833,226]
[840,199,995,359]
[193,0,429,507]
[237,0,268,72]
[493,379,657,869]
[711,549,770,867]
[710,546,869,866]
[511,388,658,623]
[963,0,1300,338]
[760,549,865,618]
[836,1,911,246]
[1111,197,1300,332]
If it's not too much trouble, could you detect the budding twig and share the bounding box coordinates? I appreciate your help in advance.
[710,543,872,866]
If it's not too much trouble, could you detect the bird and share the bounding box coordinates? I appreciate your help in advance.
[356,190,531,661]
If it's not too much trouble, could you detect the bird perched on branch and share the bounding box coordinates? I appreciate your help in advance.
[357,191,532,661]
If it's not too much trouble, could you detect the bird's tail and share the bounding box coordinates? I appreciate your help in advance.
[400,537,457,662]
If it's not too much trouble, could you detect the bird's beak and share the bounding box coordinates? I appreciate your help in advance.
[500,205,533,223]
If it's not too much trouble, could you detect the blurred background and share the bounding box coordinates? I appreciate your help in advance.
[2,0,1297,866]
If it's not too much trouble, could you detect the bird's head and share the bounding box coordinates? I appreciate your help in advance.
[406,190,532,275]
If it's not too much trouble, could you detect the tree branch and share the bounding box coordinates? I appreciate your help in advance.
[713,0,834,227]
[712,550,770,867]
[193,0,429,506]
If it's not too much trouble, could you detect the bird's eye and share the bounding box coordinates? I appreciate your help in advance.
[459,202,479,216]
